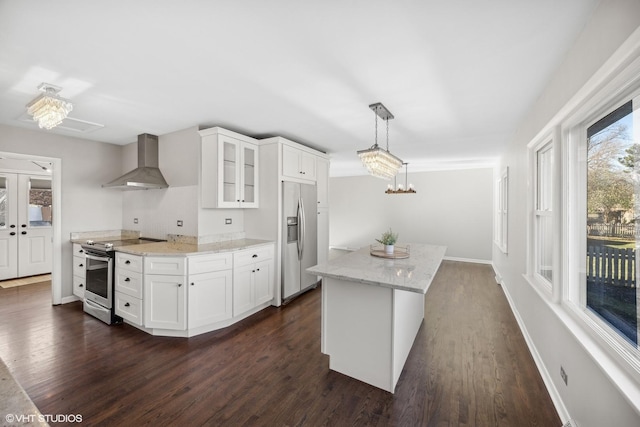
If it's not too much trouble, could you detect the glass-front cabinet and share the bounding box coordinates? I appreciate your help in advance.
[200,127,259,209]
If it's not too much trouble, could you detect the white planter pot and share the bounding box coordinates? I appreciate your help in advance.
[385,244,394,255]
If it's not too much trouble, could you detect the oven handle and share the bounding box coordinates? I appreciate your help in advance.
[85,253,111,263]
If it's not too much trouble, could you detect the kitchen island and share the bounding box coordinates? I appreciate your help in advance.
[307,243,446,393]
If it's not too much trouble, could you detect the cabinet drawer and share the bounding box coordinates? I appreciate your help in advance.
[116,252,143,273]
[114,292,143,326]
[188,253,233,275]
[234,245,274,267]
[72,243,86,257]
[73,255,86,278]
[115,270,143,299]
[145,256,185,276]
[73,275,85,298]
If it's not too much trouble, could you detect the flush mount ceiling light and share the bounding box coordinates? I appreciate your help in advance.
[357,102,403,180]
[26,83,73,130]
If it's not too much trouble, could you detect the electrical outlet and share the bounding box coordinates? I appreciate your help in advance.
[177,220,183,227]
[225,218,232,225]
[560,366,568,385]
[133,218,138,224]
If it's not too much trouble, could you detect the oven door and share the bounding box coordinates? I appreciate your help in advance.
[84,253,113,308]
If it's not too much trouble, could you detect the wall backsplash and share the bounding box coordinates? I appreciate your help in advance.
[123,185,199,239]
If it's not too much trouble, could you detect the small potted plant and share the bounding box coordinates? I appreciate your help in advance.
[376,228,398,255]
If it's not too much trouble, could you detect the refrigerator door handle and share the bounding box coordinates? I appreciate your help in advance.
[299,197,306,261]
[297,199,303,260]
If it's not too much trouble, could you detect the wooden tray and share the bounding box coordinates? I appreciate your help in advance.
[370,249,410,259]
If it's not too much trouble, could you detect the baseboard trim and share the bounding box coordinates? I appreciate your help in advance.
[491,264,570,422]
[443,256,492,265]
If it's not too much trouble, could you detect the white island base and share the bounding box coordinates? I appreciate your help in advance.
[322,277,425,393]
[309,243,446,393]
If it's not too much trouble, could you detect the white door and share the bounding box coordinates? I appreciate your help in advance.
[0,173,52,280]
[0,174,18,280]
[18,175,53,277]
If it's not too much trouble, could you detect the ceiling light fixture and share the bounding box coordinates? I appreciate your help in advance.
[386,163,416,194]
[357,102,403,180]
[26,83,73,130]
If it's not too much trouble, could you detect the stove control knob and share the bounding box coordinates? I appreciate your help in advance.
[86,240,94,245]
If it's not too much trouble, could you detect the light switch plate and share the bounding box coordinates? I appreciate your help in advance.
[177,220,183,227]
[225,218,232,225]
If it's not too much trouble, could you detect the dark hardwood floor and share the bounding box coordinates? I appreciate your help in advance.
[0,261,561,426]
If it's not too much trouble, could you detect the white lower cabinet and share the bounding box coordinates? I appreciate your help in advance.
[188,270,233,329]
[72,243,86,299]
[233,247,274,316]
[112,244,274,336]
[114,253,144,326]
[145,273,186,330]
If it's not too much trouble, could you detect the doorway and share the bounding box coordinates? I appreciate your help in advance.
[0,172,53,280]
[0,152,61,305]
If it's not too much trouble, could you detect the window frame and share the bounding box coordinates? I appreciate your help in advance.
[563,88,640,378]
[495,167,508,254]
[526,128,561,301]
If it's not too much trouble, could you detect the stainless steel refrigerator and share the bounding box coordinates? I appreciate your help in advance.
[282,181,318,301]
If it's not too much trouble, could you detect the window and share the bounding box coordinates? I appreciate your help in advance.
[528,133,557,297]
[495,168,508,253]
[584,99,637,347]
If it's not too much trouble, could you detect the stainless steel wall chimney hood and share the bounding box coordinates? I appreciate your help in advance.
[103,134,169,190]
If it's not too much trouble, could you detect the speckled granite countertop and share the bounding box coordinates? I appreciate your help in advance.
[114,239,274,256]
[0,358,48,426]
[307,243,446,294]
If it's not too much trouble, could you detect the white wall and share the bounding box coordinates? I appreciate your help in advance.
[0,124,123,298]
[121,126,244,238]
[329,168,493,261]
[493,0,640,425]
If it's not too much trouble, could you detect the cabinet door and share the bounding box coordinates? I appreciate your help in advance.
[188,270,233,328]
[254,259,273,306]
[240,143,259,208]
[316,157,329,208]
[219,136,241,208]
[282,145,301,179]
[317,208,329,265]
[233,264,254,316]
[145,274,186,330]
[300,151,317,181]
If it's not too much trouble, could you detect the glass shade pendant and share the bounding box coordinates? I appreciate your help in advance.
[357,102,403,180]
[26,83,73,130]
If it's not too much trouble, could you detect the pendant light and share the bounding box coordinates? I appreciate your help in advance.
[385,163,416,194]
[357,102,403,179]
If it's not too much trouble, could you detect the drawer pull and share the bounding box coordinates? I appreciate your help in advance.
[124,302,130,307]
[125,260,131,265]
[124,277,130,282]
[191,282,194,286]
[256,268,260,272]
[79,284,83,287]
[79,249,84,253]
[79,263,83,267]
[178,283,182,287]
[252,254,258,258]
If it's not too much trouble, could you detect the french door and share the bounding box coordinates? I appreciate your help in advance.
[0,172,52,280]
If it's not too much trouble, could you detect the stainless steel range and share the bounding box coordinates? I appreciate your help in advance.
[80,237,164,324]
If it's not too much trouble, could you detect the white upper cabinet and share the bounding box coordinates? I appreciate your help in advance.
[200,127,259,209]
[282,144,317,182]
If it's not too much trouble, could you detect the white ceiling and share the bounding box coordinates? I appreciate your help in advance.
[0,0,599,176]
